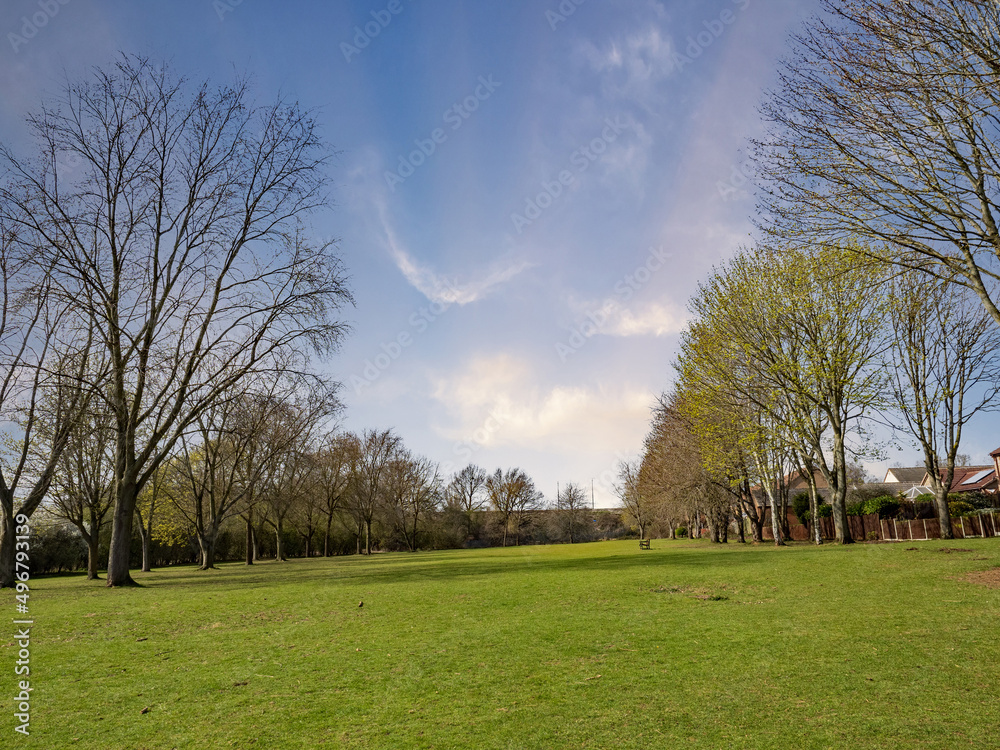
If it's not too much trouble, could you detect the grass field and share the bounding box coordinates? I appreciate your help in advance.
[5,538,1000,749]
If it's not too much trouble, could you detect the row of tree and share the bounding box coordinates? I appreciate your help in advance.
[631,0,1000,545]
[41,399,613,574]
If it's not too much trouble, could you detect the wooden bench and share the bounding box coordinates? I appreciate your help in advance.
[639,539,650,550]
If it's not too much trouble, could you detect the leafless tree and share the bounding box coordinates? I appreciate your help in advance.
[753,0,1000,325]
[257,388,338,561]
[886,273,1000,537]
[316,432,357,557]
[615,459,650,541]
[445,464,487,541]
[43,388,115,579]
[384,450,441,551]
[554,482,589,544]
[485,468,541,547]
[0,56,352,585]
[0,225,98,587]
[347,429,402,555]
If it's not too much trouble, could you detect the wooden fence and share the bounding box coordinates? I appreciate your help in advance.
[760,509,1000,542]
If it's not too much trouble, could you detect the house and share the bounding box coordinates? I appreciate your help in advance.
[885,454,1000,496]
[884,467,927,485]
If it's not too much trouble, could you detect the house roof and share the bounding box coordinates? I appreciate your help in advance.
[883,467,927,484]
[948,466,997,493]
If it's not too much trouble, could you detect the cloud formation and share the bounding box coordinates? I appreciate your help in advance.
[375,195,532,306]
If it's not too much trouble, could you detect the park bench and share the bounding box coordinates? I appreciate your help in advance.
[639,539,650,550]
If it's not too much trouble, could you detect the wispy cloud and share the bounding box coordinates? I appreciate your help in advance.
[374,193,532,306]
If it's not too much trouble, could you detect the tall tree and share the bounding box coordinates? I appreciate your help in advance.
[316,432,356,557]
[0,56,351,586]
[347,429,402,555]
[0,225,97,586]
[445,464,487,542]
[554,482,589,544]
[485,468,541,547]
[384,451,440,552]
[614,460,651,541]
[678,246,888,543]
[886,273,1000,538]
[753,0,1000,326]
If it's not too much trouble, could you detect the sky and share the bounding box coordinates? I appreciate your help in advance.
[7,0,993,505]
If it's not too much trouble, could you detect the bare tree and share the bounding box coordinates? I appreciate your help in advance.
[347,429,402,555]
[753,0,1000,326]
[485,468,541,547]
[384,450,441,552]
[445,464,487,542]
[258,389,338,561]
[0,56,352,585]
[614,460,650,541]
[554,482,589,544]
[0,225,97,586]
[43,389,115,579]
[887,273,1000,538]
[316,432,357,557]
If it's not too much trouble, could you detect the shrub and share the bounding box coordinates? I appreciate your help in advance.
[846,501,865,517]
[792,493,811,525]
[866,530,880,541]
[815,504,832,518]
[961,491,997,510]
[948,500,975,517]
[30,524,86,574]
[861,495,900,519]
[675,526,687,538]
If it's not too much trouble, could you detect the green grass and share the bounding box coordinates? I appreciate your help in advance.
[5,538,1000,748]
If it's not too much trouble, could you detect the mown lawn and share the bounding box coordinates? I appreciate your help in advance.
[4,538,1000,749]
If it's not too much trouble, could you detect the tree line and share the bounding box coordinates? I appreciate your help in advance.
[0,56,632,586]
[630,0,1000,546]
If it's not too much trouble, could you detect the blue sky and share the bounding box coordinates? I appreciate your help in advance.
[8,0,990,504]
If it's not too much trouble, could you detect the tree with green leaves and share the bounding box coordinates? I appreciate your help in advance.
[677,245,888,544]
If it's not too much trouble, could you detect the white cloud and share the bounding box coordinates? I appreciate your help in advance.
[374,191,532,306]
[430,354,654,455]
[575,25,680,102]
[566,297,687,338]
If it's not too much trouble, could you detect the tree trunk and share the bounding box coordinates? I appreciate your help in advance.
[106,480,139,587]
[934,486,954,540]
[275,518,286,561]
[364,519,372,555]
[245,517,254,565]
[138,523,152,572]
[85,530,100,580]
[199,524,218,570]
[765,489,784,546]
[0,488,15,588]
[324,517,332,557]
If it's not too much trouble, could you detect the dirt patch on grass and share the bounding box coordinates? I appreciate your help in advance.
[963,568,1000,589]
[938,547,974,554]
